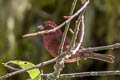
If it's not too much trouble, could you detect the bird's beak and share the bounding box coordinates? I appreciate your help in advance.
[36,25,44,31]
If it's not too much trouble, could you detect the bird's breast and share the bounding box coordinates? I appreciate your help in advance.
[43,34,60,57]
[43,33,68,57]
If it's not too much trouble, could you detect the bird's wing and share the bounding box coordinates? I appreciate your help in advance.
[55,33,71,45]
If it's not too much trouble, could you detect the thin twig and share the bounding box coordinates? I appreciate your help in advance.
[41,70,120,78]
[48,1,89,79]
[63,16,70,19]
[58,0,78,55]
[66,15,81,54]
[0,1,90,79]
[1,0,120,79]
[72,15,85,54]
[80,43,120,52]
[69,28,74,34]
[22,0,89,38]
[0,58,57,80]
[2,62,20,71]
[59,70,120,78]
[1,42,120,80]
[0,43,120,79]
[47,59,65,80]
[49,0,79,79]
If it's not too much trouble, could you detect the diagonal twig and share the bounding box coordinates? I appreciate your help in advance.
[48,0,79,79]
[0,58,57,80]
[58,0,78,55]
[0,43,120,79]
[72,15,85,54]
[2,62,21,71]
[22,0,89,38]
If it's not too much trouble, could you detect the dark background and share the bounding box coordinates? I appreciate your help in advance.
[0,0,120,80]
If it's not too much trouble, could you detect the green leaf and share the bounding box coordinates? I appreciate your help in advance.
[11,60,41,80]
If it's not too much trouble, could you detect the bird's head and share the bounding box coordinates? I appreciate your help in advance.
[37,21,57,31]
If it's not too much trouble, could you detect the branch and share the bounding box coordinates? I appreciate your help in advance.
[41,70,120,79]
[49,0,90,79]
[0,43,120,79]
[58,0,78,56]
[80,43,120,52]
[72,15,85,54]
[66,15,81,54]
[47,0,79,79]
[58,70,120,78]
[1,0,120,80]
[0,58,57,80]
[22,0,89,38]
[2,61,20,71]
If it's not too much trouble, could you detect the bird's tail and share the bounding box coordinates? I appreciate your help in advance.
[87,52,114,63]
[64,52,114,63]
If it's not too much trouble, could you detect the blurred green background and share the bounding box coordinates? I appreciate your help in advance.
[0,0,120,80]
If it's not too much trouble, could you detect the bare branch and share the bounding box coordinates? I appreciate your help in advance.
[80,43,120,52]
[0,58,57,80]
[22,0,89,38]
[59,70,120,78]
[1,0,120,79]
[41,70,120,79]
[48,0,79,79]
[0,43,120,79]
[66,16,81,54]
[72,15,85,54]
[58,0,78,55]
[2,62,20,71]
[49,0,90,79]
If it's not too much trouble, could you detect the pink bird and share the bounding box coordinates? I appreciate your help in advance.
[38,21,114,63]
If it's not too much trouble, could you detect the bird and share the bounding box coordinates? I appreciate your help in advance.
[37,21,114,63]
